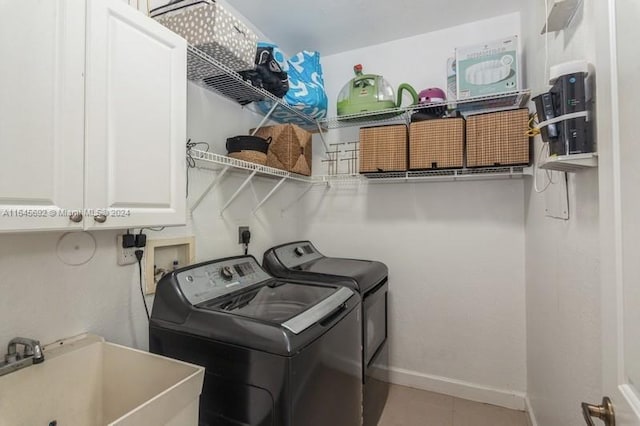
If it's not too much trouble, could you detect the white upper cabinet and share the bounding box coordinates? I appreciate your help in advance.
[0,0,187,233]
[0,0,86,232]
[85,0,187,230]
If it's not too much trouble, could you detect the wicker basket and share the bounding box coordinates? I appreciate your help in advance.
[409,118,464,170]
[226,135,270,165]
[359,125,408,173]
[228,151,267,165]
[466,109,530,167]
[251,124,312,176]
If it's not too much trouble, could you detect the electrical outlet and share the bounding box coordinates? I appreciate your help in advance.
[117,234,138,266]
[238,226,250,244]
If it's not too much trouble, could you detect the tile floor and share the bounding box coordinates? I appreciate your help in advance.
[378,384,529,426]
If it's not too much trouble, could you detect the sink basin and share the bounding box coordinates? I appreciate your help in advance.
[0,334,204,426]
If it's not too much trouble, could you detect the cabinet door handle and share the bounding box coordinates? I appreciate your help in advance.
[94,214,107,223]
[69,212,83,223]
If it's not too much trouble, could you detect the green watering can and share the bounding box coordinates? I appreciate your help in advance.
[337,64,419,119]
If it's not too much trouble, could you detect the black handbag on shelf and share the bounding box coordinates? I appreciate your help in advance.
[226,135,272,155]
[226,135,272,165]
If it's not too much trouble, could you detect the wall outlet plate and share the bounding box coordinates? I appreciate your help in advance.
[238,226,250,244]
[117,234,138,266]
[145,237,196,295]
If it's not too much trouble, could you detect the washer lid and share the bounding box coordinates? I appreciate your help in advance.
[200,282,353,334]
[298,257,388,289]
[265,241,388,294]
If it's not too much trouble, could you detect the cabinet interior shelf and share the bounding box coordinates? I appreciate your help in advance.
[539,153,598,172]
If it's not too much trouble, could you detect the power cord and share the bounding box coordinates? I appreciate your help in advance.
[526,113,541,137]
[527,113,556,193]
[533,142,553,193]
[241,229,251,255]
[135,249,150,321]
[186,139,210,197]
[134,229,149,320]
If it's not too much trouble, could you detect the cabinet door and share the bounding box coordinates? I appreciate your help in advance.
[84,0,187,230]
[0,0,86,232]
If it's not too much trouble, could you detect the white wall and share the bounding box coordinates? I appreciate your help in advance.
[0,83,304,352]
[299,14,528,408]
[520,1,602,425]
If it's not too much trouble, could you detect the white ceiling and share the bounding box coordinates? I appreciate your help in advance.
[230,0,525,56]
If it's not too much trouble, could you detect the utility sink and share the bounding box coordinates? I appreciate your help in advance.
[0,334,204,426]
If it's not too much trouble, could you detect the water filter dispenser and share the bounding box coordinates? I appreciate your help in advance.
[533,60,594,156]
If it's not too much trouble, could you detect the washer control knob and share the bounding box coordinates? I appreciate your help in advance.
[294,246,305,257]
[220,266,233,280]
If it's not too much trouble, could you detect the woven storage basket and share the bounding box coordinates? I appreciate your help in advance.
[466,108,530,167]
[226,135,271,165]
[251,124,312,176]
[228,151,267,165]
[359,125,408,173]
[409,118,464,169]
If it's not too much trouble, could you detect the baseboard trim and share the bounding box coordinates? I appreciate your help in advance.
[371,365,526,411]
[525,396,539,426]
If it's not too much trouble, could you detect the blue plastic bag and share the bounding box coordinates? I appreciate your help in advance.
[257,45,328,121]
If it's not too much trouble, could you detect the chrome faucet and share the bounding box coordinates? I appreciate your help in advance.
[0,337,44,377]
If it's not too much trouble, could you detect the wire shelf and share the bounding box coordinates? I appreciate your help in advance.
[191,150,529,186]
[188,44,529,133]
[321,109,411,129]
[319,90,531,129]
[187,46,322,132]
[358,166,529,183]
[191,149,311,183]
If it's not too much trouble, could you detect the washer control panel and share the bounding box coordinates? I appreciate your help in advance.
[274,242,324,268]
[176,257,271,306]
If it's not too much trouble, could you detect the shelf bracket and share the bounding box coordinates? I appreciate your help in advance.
[315,121,331,158]
[220,170,258,215]
[403,110,412,127]
[253,177,287,214]
[251,103,278,135]
[190,165,230,211]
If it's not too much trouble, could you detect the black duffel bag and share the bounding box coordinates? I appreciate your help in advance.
[240,46,289,102]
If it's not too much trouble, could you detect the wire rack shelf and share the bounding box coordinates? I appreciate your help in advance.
[187,46,323,133]
[192,150,530,185]
[319,90,531,129]
[190,149,312,183]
